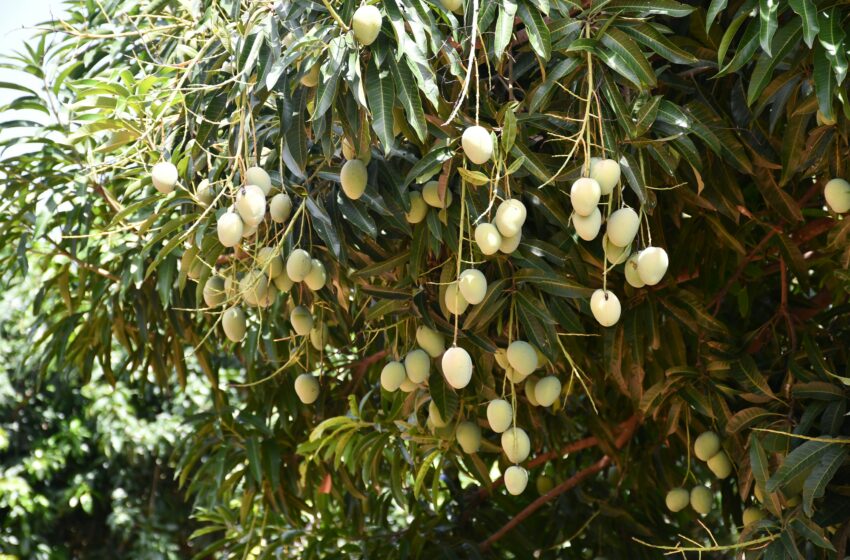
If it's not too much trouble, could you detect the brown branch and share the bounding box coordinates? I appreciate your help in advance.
[478,414,641,551]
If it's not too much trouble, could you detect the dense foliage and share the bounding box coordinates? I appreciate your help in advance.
[2,0,850,557]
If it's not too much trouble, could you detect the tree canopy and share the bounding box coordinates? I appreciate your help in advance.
[1,0,850,557]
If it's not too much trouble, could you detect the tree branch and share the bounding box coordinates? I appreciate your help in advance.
[479,414,641,551]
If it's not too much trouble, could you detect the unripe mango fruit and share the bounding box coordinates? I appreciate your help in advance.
[352,5,382,46]
[742,507,765,526]
[637,247,668,286]
[456,421,481,454]
[203,276,226,307]
[290,305,313,336]
[380,360,407,392]
[340,159,368,200]
[222,306,247,342]
[462,125,493,165]
[458,269,487,305]
[304,259,327,291]
[501,427,530,463]
[573,209,601,241]
[570,177,601,216]
[506,340,537,376]
[286,249,313,282]
[416,325,445,357]
[269,193,292,223]
[534,376,562,407]
[245,166,272,196]
[707,451,732,479]
[589,158,620,195]
[690,486,712,515]
[486,399,512,433]
[422,180,452,208]
[606,207,640,248]
[590,289,621,327]
[444,281,469,315]
[665,487,689,512]
[495,199,527,237]
[694,431,720,462]
[217,212,244,247]
[504,466,528,495]
[405,191,428,223]
[825,178,850,213]
[294,373,319,404]
[442,346,472,389]
[152,162,178,194]
[235,185,266,227]
[429,400,448,427]
[474,223,502,255]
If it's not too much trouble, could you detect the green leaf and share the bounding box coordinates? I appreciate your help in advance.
[802,445,848,517]
[791,381,845,401]
[620,22,698,65]
[747,20,803,105]
[766,439,833,493]
[758,0,779,55]
[388,55,427,143]
[813,43,835,120]
[705,0,728,32]
[599,28,657,88]
[403,145,453,186]
[517,0,551,61]
[717,17,760,76]
[313,37,347,118]
[245,438,263,485]
[429,370,458,421]
[513,269,592,298]
[726,407,782,434]
[604,0,695,17]
[494,0,518,62]
[366,59,396,155]
[817,8,847,85]
[788,0,818,48]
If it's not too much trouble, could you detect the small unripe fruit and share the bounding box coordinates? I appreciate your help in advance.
[405,191,428,223]
[637,247,669,286]
[534,376,562,407]
[258,283,277,308]
[825,178,850,213]
[507,340,537,376]
[422,180,452,208]
[224,275,239,300]
[742,507,765,526]
[182,246,203,280]
[294,373,319,404]
[475,223,502,255]
[665,488,690,512]
[399,377,419,392]
[241,221,257,239]
[590,289,621,327]
[257,247,283,278]
[456,421,481,453]
[690,486,712,515]
[487,399,512,433]
[524,376,540,406]
[440,0,463,12]
[458,269,487,305]
[342,137,357,160]
[245,166,272,196]
[300,64,320,88]
[269,193,292,223]
[380,360,407,392]
[754,485,765,504]
[416,325,445,357]
[235,185,267,227]
[286,249,313,282]
[570,177,601,216]
[501,427,530,463]
[240,271,269,307]
[494,348,510,370]
[444,281,469,315]
[404,349,430,383]
[442,346,472,389]
[462,125,493,164]
[309,323,329,350]
[340,159,368,200]
[694,431,721,462]
[429,400,448,427]
[196,179,216,206]
[504,466,528,495]
[290,305,314,336]
[352,5,382,46]
[624,252,645,288]
[217,212,244,247]
[495,199,527,237]
[222,306,246,342]
[536,475,554,495]
[572,209,601,241]
[303,259,327,291]
[603,234,630,265]
[707,451,732,479]
[152,162,178,194]
[203,276,226,307]
[273,272,294,293]
[590,158,621,195]
[505,366,528,384]
[499,232,521,253]
[606,208,640,248]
